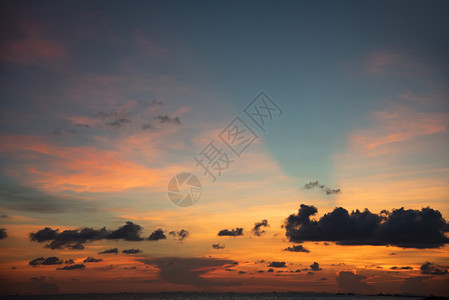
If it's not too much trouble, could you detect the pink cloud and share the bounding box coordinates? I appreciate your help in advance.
[0,18,69,66]
[350,105,448,152]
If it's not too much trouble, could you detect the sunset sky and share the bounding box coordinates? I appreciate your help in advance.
[1,0,449,296]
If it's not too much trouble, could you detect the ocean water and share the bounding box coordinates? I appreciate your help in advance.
[1,293,428,300]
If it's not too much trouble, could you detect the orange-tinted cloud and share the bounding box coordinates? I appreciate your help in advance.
[0,134,168,192]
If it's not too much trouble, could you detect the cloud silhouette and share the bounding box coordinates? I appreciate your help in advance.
[57,264,85,270]
[304,181,340,195]
[218,228,243,237]
[283,245,310,253]
[122,249,142,254]
[268,261,286,268]
[212,243,225,249]
[83,257,102,263]
[30,222,145,250]
[252,220,269,236]
[98,248,119,254]
[0,228,7,239]
[420,262,448,275]
[29,257,63,266]
[310,262,322,271]
[285,204,449,248]
[169,229,189,241]
[148,228,166,241]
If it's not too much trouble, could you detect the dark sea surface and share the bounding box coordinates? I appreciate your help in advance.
[1,293,433,300]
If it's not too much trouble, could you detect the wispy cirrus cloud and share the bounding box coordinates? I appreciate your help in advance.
[349,104,448,152]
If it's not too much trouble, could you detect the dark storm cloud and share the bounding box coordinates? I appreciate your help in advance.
[98,248,119,254]
[0,228,7,239]
[268,261,286,268]
[139,257,240,287]
[29,257,63,266]
[30,221,145,250]
[218,228,243,237]
[122,249,142,254]
[156,115,180,124]
[420,262,448,275]
[57,264,85,270]
[284,204,449,248]
[310,262,322,271]
[212,243,225,249]
[252,219,269,236]
[148,228,166,241]
[283,244,310,253]
[169,229,189,241]
[83,257,102,263]
[304,181,341,195]
[336,271,374,294]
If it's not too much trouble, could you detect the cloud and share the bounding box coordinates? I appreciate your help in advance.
[212,243,225,249]
[139,257,240,287]
[106,222,144,241]
[284,204,449,248]
[0,176,98,213]
[336,271,374,294]
[30,227,107,250]
[0,18,69,67]
[106,118,131,128]
[268,262,286,268]
[122,249,142,254]
[156,115,180,125]
[283,245,310,253]
[0,134,165,193]
[29,257,63,266]
[169,229,189,241]
[304,181,341,195]
[83,257,102,263]
[148,228,166,241]
[350,104,449,152]
[0,228,7,239]
[310,262,322,271]
[30,276,60,295]
[98,248,119,254]
[65,259,74,264]
[420,262,448,275]
[218,228,243,237]
[390,266,413,270]
[400,276,430,295]
[252,219,269,236]
[30,221,145,250]
[57,264,85,270]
